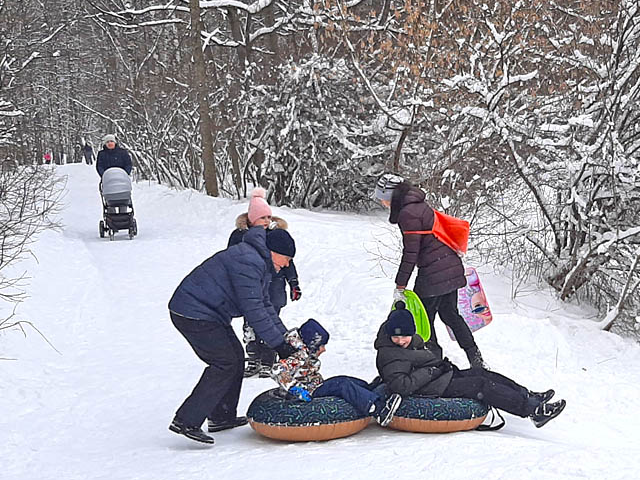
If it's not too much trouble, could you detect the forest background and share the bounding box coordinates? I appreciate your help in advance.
[1,0,639,338]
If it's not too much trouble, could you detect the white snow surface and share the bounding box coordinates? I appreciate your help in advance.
[2,164,639,480]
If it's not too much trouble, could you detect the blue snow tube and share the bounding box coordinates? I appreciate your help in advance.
[247,388,370,441]
[388,396,488,433]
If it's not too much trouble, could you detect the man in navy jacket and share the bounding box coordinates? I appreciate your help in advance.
[168,227,298,444]
[96,134,132,177]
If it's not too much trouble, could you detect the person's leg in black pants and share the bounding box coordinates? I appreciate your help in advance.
[419,294,444,358]
[442,367,537,418]
[420,290,481,365]
[171,313,245,428]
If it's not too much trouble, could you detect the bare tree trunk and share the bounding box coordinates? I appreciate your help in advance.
[189,0,219,196]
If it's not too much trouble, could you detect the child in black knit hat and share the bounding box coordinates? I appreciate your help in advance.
[375,303,566,429]
[271,319,402,427]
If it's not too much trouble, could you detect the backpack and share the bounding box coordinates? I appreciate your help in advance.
[404,209,469,255]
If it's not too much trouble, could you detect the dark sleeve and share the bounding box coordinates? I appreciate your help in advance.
[227,229,244,248]
[281,260,298,284]
[228,255,286,348]
[394,209,424,287]
[96,152,105,176]
[380,355,441,396]
[122,149,133,175]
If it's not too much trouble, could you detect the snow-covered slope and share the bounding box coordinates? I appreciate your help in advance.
[1,164,639,480]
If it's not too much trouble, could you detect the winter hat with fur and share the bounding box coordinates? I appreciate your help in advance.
[374,173,404,202]
[299,319,330,353]
[248,187,273,224]
[385,302,416,336]
[266,228,296,258]
[102,134,116,146]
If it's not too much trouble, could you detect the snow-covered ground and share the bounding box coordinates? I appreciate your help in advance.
[1,164,639,480]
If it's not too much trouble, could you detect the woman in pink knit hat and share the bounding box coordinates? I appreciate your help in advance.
[225,187,302,382]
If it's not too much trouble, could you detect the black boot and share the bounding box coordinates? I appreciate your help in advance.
[372,393,403,427]
[530,389,555,404]
[243,358,261,378]
[530,399,566,428]
[465,346,486,369]
[169,418,214,444]
[207,416,249,433]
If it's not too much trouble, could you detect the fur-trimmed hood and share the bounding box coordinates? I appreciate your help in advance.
[235,212,288,231]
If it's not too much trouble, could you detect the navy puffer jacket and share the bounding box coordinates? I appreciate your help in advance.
[168,227,287,348]
[390,182,465,297]
[96,145,132,177]
[227,214,299,310]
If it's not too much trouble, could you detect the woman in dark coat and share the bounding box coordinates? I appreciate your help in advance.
[374,173,484,368]
[228,188,301,377]
[168,227,298,444]
[96,134,132,177]
[374,303,566,429]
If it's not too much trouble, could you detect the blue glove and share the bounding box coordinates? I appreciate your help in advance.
[289,386,311,402]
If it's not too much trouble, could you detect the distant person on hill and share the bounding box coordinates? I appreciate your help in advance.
[82,142,94,165]
[373,173,485,369]
[96,134,132,177]
[228,187,302,378]
[168,227,298,445]
[375,302,566,429]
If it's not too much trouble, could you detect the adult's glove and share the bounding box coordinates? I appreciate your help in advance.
[465,347,487,370]
[290,283,302,301]
[274,341,297,360]
[393,287,406,304]
[289,386,311,402]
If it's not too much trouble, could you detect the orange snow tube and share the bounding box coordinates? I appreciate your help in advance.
[387,396,488,433]
[247,389,370,442]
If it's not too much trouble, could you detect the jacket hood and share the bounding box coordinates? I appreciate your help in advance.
[374,321,425,350]
[389,182,425,224]
[235,213,288,230]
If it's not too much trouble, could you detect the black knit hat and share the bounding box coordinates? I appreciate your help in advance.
[299,319,330,353]
[266,229,296,257]
[385,302,416,336]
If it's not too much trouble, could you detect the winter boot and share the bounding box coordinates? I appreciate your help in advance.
[258,362,274,378]
[530,399,566,428]
[169,418,214,444]
[529,389,555,404]
[373,393,403,427]
[207,416,249,433]
[465,346,487,370]
[243,358,261,378]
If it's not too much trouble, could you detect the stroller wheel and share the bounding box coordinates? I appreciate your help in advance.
[109,230,115,241]
[128,227,135,240]
[99,220,105,238]
[132,218,138,236]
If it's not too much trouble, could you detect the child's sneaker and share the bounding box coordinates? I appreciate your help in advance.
[169,418,214,444]
[207,416,248,433]
[373,393,402,427]
[258,363,273,378]
[530,399,566,428]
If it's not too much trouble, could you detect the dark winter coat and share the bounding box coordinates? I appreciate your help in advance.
[168,227,287,349]
[374,322,454,397]
[390,182,465,297]
[227,213,299,310]
[96,145,132,177]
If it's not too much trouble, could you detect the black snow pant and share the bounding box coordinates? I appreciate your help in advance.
[171,312,245,428]
[419,289,478,359]
[441,367,537,418]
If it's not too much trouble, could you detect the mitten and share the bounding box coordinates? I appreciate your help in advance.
[393,287,406,303]
[289,386,311,402]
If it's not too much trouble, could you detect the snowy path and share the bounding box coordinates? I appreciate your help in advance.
[1,164,639,480]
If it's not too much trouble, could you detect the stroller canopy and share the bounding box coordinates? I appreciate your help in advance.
[102,167,132,195]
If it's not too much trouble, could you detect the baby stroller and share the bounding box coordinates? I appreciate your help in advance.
[98,167,138,240]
